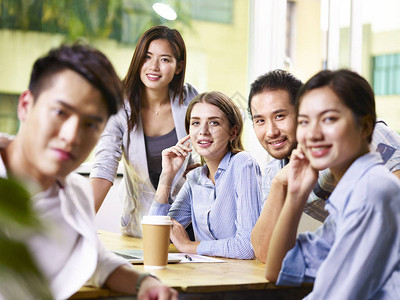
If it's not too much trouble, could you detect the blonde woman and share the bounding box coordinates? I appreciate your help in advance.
[150,92,262,259]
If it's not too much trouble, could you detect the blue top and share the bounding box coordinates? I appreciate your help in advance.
[277,152,400,299]
[149,151,262,259]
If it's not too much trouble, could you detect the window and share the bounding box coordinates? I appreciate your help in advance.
[285,1,296,68]
[182,0,233,24]
[373,53,400,95]
[0,0,187,45]
[0,93,19,135]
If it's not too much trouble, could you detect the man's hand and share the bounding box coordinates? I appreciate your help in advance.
[138,276,178,300]
[105,265,178,299]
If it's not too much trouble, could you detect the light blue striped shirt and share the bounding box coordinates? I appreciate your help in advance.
[277,153,400,299]
[149,151,262,259]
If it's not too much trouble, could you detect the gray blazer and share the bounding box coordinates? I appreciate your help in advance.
[90,83,199,237]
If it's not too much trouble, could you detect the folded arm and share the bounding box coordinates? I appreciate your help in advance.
[265,147,318,281]
[91,178,113,212]
[251,164,289,263]
[90,113,125,212]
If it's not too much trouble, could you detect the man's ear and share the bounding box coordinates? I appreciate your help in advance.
[175,61,183,75]
[18,90,35,122]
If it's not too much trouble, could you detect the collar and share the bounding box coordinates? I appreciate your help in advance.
[281,157,290,167]
[216,151,233,171]
[326,152,383,214]
[198,151,233,185]
[271,157,289,169]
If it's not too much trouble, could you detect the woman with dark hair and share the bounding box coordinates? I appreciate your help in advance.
[149,91,262,259]
[265,69,400,298]
[90,26,198,237]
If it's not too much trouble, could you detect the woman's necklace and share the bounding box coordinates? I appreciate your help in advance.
[148,100,167,116]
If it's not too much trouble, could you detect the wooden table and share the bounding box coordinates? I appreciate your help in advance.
[70,231,312,299]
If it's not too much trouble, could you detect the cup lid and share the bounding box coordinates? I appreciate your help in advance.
[141,215,173,225]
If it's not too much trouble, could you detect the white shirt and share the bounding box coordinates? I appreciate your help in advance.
[0,138,129,299]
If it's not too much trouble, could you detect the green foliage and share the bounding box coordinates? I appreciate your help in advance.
[0,177,53,300]
[0,178,41,229]
[0,0,192,44]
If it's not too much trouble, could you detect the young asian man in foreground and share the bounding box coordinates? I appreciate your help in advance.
[0,43,177,300]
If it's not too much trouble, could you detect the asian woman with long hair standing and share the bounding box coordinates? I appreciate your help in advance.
[90,26,198,237]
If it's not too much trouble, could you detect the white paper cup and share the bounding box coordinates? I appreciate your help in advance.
[141,216,173,269]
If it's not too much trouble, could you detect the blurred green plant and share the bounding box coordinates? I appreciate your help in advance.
[0,0,192,44]
[0,177,53,300]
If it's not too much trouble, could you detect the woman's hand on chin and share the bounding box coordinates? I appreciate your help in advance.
[288,145,318,199]
[161,135,192,177]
